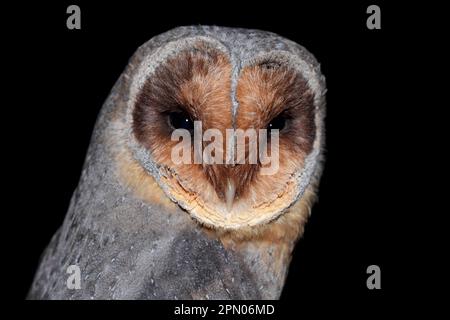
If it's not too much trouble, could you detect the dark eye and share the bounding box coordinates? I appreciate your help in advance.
[168,112,194,131]
[267,114,286,131]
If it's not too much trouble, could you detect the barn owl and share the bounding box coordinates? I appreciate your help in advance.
[28,26,326,300]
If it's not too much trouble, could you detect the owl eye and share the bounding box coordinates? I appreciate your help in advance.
[267,114,286,132]
[168,111,194,131]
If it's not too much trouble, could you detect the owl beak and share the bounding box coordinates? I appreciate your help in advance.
[225,178,236,212]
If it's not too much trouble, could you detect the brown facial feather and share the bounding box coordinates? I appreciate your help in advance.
[232,62,316,205]
[133,42,232,144]
[236,62,316,153]
[133,42,233,207]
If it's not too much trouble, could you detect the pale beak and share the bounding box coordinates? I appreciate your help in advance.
[225,178,236,212]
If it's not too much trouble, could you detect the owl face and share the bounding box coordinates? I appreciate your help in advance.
[128,34,322,230]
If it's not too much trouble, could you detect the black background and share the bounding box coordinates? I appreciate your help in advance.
[7,0,424,312]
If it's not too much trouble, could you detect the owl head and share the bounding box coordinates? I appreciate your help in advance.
[123,26,326,231]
